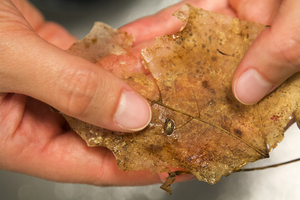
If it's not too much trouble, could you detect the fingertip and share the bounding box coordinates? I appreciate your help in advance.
[233,68,273,105]
[113,90,152,132]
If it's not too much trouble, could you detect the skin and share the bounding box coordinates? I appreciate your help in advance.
[0,0,157,186]
[0,0,299,186]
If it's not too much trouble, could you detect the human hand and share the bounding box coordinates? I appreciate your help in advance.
[0,0,156,186]
[121,0,300,105]
[230,0,300,105]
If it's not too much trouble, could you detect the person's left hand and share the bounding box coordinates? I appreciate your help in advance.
[122,0,300,106]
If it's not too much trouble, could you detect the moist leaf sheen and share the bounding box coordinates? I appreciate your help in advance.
[64,4,300,194]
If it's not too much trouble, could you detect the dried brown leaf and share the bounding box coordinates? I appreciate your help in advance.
[64,4,300,194]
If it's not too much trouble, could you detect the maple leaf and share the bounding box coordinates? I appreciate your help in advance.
[64,4,300,194]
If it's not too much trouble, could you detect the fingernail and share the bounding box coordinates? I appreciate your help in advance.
[234,68,273,105]
[159,172,168,183]
[114,90,151,131]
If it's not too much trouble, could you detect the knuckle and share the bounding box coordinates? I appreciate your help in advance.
[271,34,300,69]
[235,0,276,25]
[57,68,100,116]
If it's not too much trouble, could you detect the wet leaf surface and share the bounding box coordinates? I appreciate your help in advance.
[64,4,300,194]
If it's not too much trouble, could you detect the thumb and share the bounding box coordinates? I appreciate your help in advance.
[1,34,151,132]
[0,4,151,132]
[232,0,300,105]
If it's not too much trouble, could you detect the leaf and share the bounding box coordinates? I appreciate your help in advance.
[64,4,300,194]
[68,22,142,79]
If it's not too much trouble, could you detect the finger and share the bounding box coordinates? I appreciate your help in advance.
[0,35,152,132]
[10,0,76,49]
[10,0,45,31]
[0,95,158,185]
[34,21,77,50]
[120,0,233,45]
[229,0,283,25]
[0,2,151,132]
[159,166,196,183]
[232,0,300,105]
[119,2,185,45]
[2,129,161,185]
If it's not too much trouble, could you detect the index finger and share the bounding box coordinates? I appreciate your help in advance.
[120,0,234,45]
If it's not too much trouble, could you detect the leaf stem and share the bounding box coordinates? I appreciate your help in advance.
[235,158,300,172]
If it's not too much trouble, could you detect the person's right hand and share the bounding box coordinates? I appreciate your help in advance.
[0,0,155,186]
[0,0,151,132]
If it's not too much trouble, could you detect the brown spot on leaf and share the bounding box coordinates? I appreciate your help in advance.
[234,129,242,137]
[92,38,97,44]
[211,56,217,61]
[208,100,216,107]
[202,80,209,88]
[84,42,90,48]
